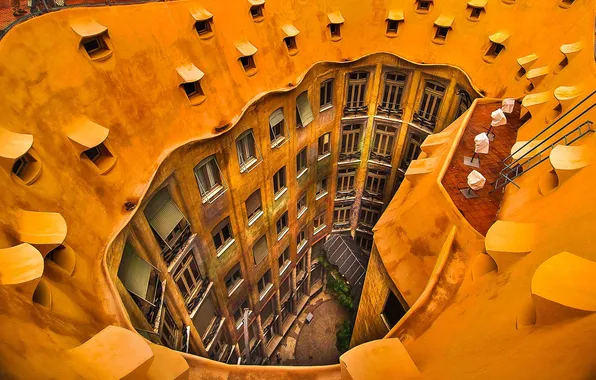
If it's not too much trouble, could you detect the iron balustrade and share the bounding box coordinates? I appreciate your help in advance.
[377,105,404,119]
[412,111,438,131]
[343,104,369,116]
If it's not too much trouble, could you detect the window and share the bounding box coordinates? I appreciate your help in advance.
[236,130,260,172]
[387,19,399,34]
[249,4,264,21]
[257,270,272,296]
[233,299,250,328]
[485,42,505,60]
[240,55,257,74]
[253,235,268,265]
[160,304,180,350]
[181,81,204,101]
[416,0,432,11]
[330,23,341,39]
[314,210,327,233]
[173,250,202,303]
[245,189,263,224]
[212,218,234,254]
[371,124,398,161]
[356,234,373,252]
[434,26,449,42]
[320,79,334,110]
[144,187,191,264]
[261,297,275,323]
[316,177,328,199]
[337,168,356,193]
[559,0,575,7]
[415,81,445,130]
[360,203,382,227]
[81,33,110,60]
[192,296,218,339]
[400,129,427,170]
[296,91,314,128]
[345,72,369,112]
[318,133,331,158]
[117,242,160,309]
[11,150,41,185]
[456,90,472,119]
[195,19,212,36]
[269,108,286,147]
[284,36,298,55]
[334,204,351,226]
[327,11,344,41]
[379,72,406,116]
[381,291,406,329]
[278,247,291,274]
[365,169,388,198]
[340,124,362,160]
[296,148,308,177]
[82,142,115,172]
[224,263,243,295]
[467,5,484,20]
[296,254,307,276]
[276,211,289,239]
[297,193,307,218]
[195,156,225,202]
[273,167,287,197]
[297,227,307,250]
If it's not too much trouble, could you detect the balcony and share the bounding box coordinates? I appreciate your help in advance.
[131,277,166,329]
[412,111,437,131]
[160,225,193,266]
[181,325,190,353]
[369,151,392,165]
[343,103,369,117]
[335,189,356,200]
[338,151,361,163]
[362,189,384,203]
[332,221,351,231]
[376,104,404,119]
[187,279,213,316]
[357,223,374,234]
[204,315,225,350]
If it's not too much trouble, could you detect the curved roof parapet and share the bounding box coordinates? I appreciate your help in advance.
[521,91,551,117]
[248,0,265,5]
[281,24,300,38]
[516,53,539,69]
[190,8,213,21]
[549,137,595,184]
[14,210,67,248]
[554,85,583,110]
[340,338,420,379]
[236,40,258,57]
[0,244,44,299]
[146,343,189,379]
[434,15,455,28]
[387,9,405,21]
[421,130,452,156]
[489,31,510,45]
[471,252,497,280]
[526,65,549,85]
[68,326,154,379]
[510,140,544,160]
[67,119,109,149]
[560,41,584,57]
[0,128,33,160]
[176,64,204,84]
[485,221,536,271]
[531,252,596,325]
[327,11,345,24]
[70,19,108,38]
[404,157,438,185]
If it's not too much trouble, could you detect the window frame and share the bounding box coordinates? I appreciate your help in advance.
[319,79,334,111]
[194,156,226,203]
[273,167,287,199]
[236,130,261,173]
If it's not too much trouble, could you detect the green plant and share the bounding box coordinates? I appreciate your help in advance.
[336,319,353,353]
[327,273,354,312]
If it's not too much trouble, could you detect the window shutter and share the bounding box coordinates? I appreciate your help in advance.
[246,191,261,215]
[149,199,185,243]
[269,108,284,128]
[296,92,314,127]
[117,243,155,302]
[192,296,217,337]
[253,236,268,264]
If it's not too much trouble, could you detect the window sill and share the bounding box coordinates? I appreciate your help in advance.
[247,210,264,226]
[198,32,215,40]
[330,36,342,42]
[315,191,328,201]
[227,278,244,297]
[385,32,398,38]
[431,38,447,45]
[201,185,226,204]
[259,284,274,300]
[277,227,289,241]
[314,225,327,235]
[270,136,287,149]
[216,238,236,258]
[239,157,259,173]
[297,168,308,179]
[279,260,291,275]
[466,16,481,22]
[274,187,288,201]
[482,55,497,64]
[297,240,307,253]
[88,49,113,62]
[317,152,331,161]
[319,104,333,113]
[297,207,308,219]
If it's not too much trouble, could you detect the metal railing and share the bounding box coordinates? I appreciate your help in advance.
[492,90,596,191]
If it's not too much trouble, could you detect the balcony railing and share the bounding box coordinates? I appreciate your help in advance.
[161,225,192,265]
[377,105,404,119]
[335,189,356,200]
[369,151,392,165]
[204,316,224,349]
[338,151,361,162]
[412,111,437,131]
[181,325,190,353]
[343,104,369,117]
[362,190,384,202]
[333,221,350,231]
[131,278,166,328]
[187,278,212,314]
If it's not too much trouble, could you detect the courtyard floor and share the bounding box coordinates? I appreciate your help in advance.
[273,291,349,366]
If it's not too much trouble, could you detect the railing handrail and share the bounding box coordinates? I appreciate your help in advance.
[504,89,596,165]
